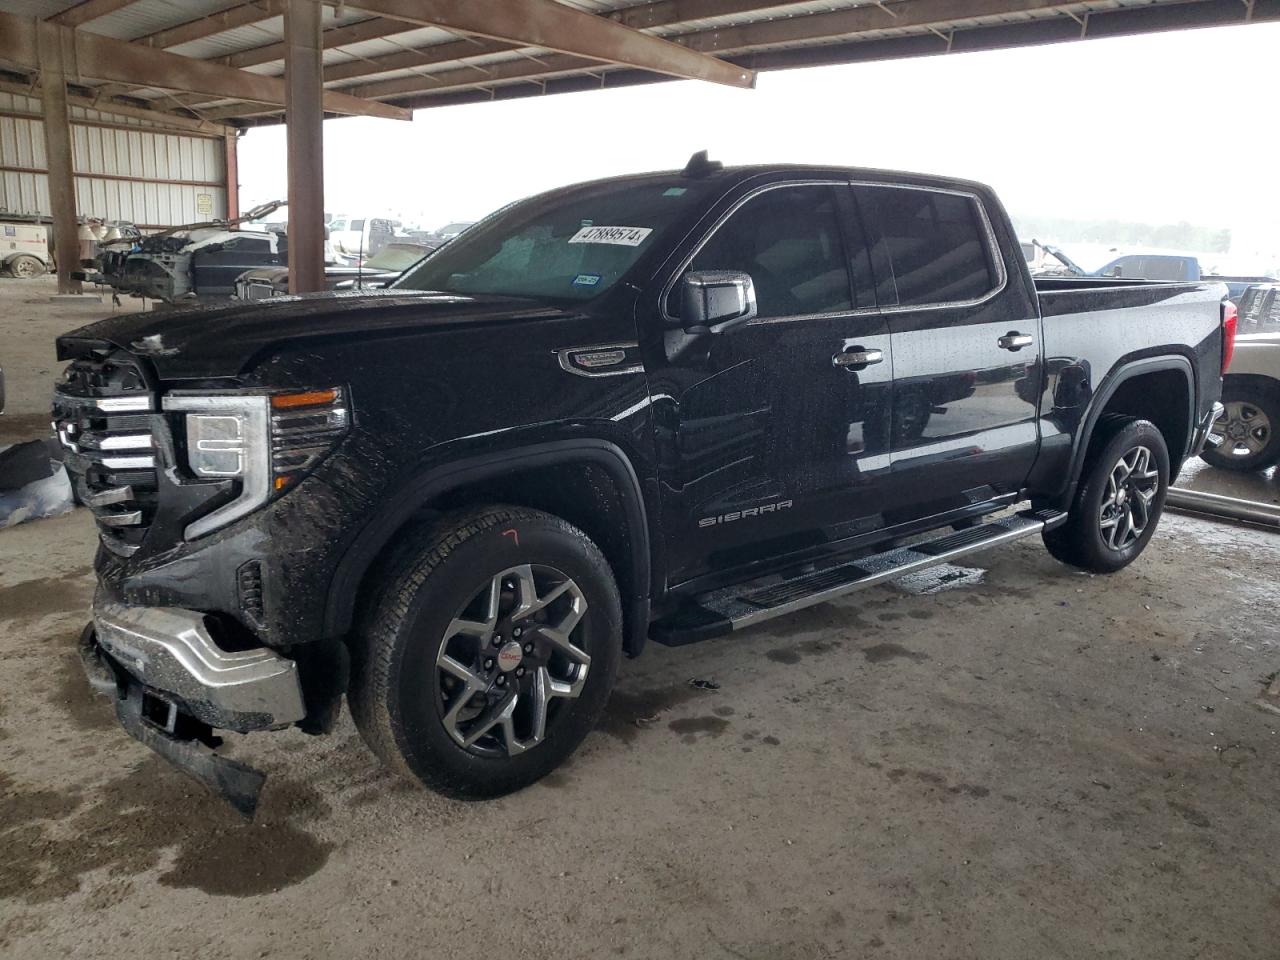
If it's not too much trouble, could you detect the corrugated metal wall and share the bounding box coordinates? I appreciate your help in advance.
[0,92,227,228]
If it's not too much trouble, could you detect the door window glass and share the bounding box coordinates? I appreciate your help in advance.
[858,186,997,306]
[673,184,853,318]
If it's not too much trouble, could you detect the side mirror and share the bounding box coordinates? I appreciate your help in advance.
[680,270,757,334]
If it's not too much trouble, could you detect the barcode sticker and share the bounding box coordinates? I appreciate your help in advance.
[568,226,653,247]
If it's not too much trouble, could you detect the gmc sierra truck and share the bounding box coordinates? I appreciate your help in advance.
[59,154,1233,814]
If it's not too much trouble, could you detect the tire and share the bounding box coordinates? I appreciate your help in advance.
[7,254,45,279]
[1200,380,1280,472]
[349,504,623,799]
[1042,417,1170,574]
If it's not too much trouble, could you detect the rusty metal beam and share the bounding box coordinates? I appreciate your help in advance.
[222,16,409,69]
[48,0,138,27]
[320,0,796,83]
[337,51,596,103]
[669,0,1115,53]
[0,12,411,121]
[284,0,325,295]
[342,0,753,87]
[134,0,289,50]
[36,22,81,295]
[321,0,1149,104]
[323,36,512,84]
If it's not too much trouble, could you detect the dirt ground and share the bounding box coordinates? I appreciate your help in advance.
[2,277,1280,959]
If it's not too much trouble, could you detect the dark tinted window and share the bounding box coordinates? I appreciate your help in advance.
[673,184,852,318]
[858,186,996,306]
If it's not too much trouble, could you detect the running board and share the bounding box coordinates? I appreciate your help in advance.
[651,508,1066,646]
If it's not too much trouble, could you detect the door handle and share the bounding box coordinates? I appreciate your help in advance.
[998,332,1034,351]
[833,347,884,370]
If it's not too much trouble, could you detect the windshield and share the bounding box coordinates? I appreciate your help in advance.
[365,243,432,272]
[395,177,714,301]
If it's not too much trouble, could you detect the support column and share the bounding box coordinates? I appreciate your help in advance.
[284,0,324,295]
[224,131,240,220]
[36,22,81,295]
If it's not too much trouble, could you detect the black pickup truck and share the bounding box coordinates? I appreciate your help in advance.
[58,154,1232,812]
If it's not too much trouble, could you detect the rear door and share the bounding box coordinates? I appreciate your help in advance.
[649,179,894,587]
[854,182,1043,522]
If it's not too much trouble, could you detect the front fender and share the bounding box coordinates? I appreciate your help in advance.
[323,435,655,651]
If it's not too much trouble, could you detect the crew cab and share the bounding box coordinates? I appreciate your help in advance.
[58,155,1231,813]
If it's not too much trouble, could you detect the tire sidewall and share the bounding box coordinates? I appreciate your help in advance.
[1075,420,1170,572]
[385,515,621,796]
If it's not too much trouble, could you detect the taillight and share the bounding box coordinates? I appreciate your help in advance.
[1222,300,1238,374]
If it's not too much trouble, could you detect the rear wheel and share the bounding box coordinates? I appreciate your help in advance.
[1043,417,1169,573]
[1201,380,1280,472]
[7,254,45,279]
[349,505,622,799]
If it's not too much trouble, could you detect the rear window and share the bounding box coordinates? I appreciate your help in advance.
[857,185,997,307]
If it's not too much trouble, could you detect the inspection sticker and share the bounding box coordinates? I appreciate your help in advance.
[572,273,602,287]
[568,225,652,247]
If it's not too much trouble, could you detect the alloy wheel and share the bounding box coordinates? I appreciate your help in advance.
[1209,401,1272,460]
[434,564,590,758]
[1098,445,1160,551]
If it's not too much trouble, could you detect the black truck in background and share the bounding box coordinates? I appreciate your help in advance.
[58,155,1232,812]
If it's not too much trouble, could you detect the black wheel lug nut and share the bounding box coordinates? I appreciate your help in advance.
[524,643,533,654]
[496,675,505,686]
[516,666,525,677]
[484,658,494,670]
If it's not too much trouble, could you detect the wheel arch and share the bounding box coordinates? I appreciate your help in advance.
[326,438,654,657]
[1064,356,1195,500]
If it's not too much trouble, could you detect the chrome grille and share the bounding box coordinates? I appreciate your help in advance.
[52,352,157,556]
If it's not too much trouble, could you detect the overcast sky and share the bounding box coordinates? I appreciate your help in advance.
[239,21,1280,262]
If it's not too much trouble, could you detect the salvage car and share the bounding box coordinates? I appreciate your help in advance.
[233,240,437,300]
[59,155,1230,813]
[92,201,284,302]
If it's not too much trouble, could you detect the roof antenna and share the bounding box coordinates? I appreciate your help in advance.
[682,150,722,179]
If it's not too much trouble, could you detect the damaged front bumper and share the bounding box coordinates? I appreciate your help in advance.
[81,597,307,816]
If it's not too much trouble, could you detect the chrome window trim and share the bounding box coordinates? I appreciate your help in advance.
[659,179,855,327]
[850,179,1008,313]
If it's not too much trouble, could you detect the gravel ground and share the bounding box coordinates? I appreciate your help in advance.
[2,276,1279,958]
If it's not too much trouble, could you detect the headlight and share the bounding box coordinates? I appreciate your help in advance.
[163,387,347,539]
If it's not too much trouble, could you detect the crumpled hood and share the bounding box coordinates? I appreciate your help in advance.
[56,289,572,380]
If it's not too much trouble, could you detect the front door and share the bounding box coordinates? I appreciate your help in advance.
[854,182,1043,523]
[648,181,895,588]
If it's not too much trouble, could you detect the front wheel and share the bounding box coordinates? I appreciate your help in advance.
[1200,381,1280,472]
[1043,417,1170,573]
[7,254,45,278]
[349,505,622,799]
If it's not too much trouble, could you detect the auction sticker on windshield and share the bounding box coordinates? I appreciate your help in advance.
[568,226,653,246]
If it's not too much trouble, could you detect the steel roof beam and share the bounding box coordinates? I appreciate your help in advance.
[48,0,139,28]
[133,0,289,50]
[342,0,753,87]
[0,13,411,121]
[320,0,800,85]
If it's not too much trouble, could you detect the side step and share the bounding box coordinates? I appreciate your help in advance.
[651,507,1066,646]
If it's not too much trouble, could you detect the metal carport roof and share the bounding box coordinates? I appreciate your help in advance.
[0,0,1276,131]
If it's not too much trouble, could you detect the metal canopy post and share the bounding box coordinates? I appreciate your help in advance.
[36,22,82,296]
[284,0,325,295]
